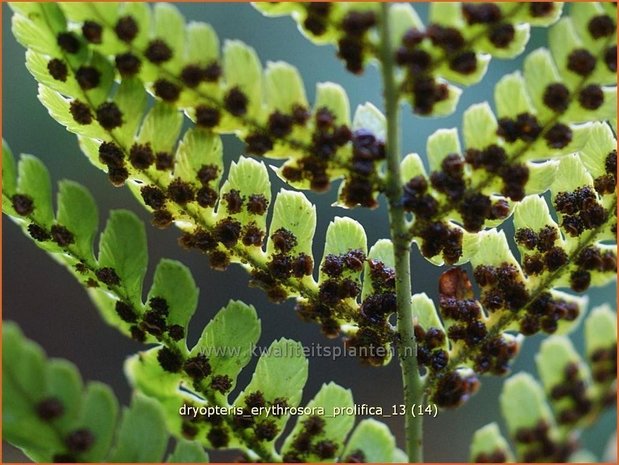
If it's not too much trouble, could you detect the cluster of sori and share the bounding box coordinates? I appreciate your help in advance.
[471,305,616,462]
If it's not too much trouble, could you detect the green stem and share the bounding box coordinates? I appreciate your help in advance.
[378,4,424,462]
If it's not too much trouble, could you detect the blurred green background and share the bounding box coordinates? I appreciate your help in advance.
[2,2,616,462]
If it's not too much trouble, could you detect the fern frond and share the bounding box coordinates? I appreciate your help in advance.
[128,337,403,463]
[420,133,616,406]
[254,2,563,116]
[5,140,402,363]
[399,10,618,399]
[2,147,401,462]
[10,2,392,206]
[405,117,615,405]
[2,144,201,340]
[3,321,203,463]
[402,3,616,265]
[470,305,616,462]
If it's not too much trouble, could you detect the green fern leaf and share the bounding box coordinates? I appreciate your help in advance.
[584,304,617,358]
[342,419,398,463]
[190,300,261,394]
[45,360,84,432]
[56,181,99,265]
[470,305,616,461]
[469,422,514,463]
[234,339,308,449]
[535,337,593,428]
[281,382,355,462]
[3,322,176,463]
[235,338,308,409]
[147,259,199,346]
[98,210,148,308]
[76,383,119,462]
[109,394,168,462]
[500,373,558,442]
[167,439,209,463]
[2,140,18,213]
[16,155,54,226]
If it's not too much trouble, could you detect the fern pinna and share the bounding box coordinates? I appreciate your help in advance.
[3,2,617,463]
